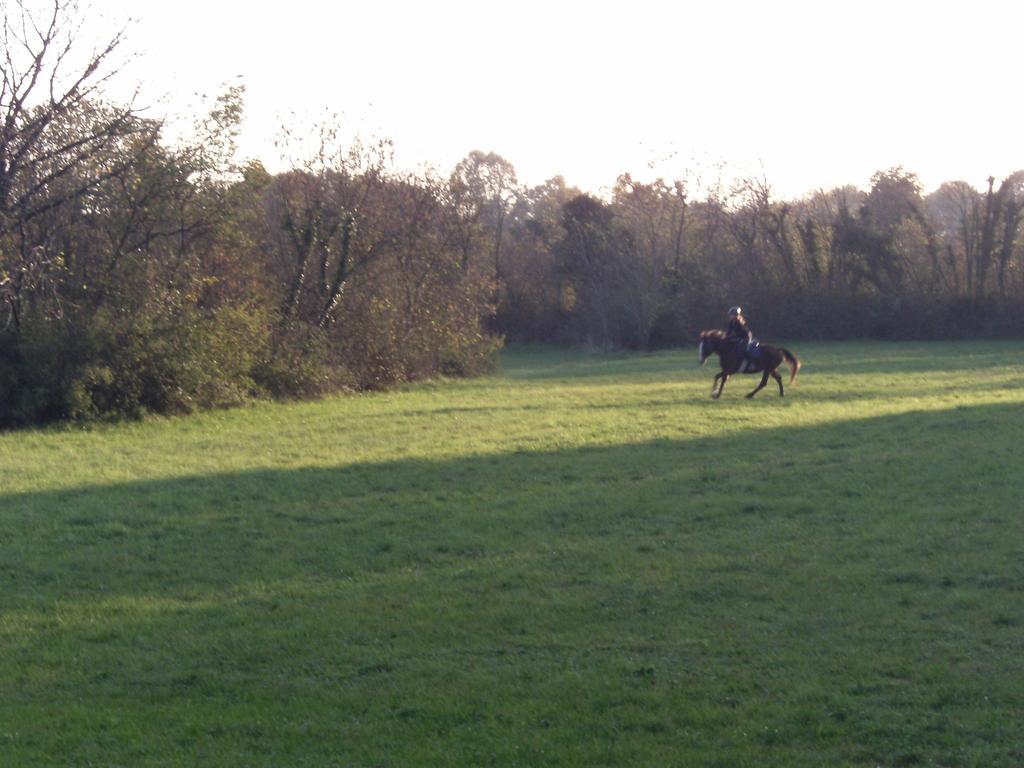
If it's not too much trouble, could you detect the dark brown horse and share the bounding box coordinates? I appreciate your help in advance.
[698,330,801,399]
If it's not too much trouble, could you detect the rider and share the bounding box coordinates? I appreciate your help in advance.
[725,306,756,363]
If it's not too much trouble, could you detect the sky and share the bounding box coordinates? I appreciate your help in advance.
[79,0,1024,200]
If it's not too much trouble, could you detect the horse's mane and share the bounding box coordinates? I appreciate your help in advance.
[699,329,726,340]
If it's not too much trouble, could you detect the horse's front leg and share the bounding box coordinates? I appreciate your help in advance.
[746,371,769,399]
[712,373,728,399]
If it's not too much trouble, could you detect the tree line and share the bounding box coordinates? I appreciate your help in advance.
[2,2,1021,425]
[0,2,503,426]
[490,164,1024,348]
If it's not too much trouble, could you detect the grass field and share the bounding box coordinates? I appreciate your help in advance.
[1,341,1023,767]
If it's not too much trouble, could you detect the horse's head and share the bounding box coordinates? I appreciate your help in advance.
[697,330,725,365]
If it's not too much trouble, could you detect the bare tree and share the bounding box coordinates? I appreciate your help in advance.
[926,181,981,296]
[0,0,156,328]
[0,0,156,227]
[994,172,1024,296]
[265,129,392,331]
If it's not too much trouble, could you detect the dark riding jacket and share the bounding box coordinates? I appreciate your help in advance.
[726,317,753,344]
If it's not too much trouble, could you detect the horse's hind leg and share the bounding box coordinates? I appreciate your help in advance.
[746,371,769,399]
[771,369,784,397]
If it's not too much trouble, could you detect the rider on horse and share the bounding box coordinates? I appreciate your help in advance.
[725,306,756,365]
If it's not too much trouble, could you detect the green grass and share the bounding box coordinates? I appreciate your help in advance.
[1,341,1023,767]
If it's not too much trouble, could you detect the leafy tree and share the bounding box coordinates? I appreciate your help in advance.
[449,150,519,282]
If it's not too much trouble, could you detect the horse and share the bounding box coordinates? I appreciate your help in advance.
[697,329,801,399]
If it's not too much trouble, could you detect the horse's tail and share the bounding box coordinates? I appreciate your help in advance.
[781,348,801,385]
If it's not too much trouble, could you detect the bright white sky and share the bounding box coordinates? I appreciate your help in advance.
[86,0,1022,199]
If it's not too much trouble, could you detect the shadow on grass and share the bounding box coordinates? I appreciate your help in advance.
[1,403,1023,766]
[2,402,1022,600]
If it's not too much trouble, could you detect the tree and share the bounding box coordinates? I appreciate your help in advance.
[979,172,1024,297]
[610,174,690,346]
[448,150,519,282]
[263,131,391,331]
[556,193,647,347]
[0,0,156,329]
[493,175,580,342]
[831,168,933,297]
[926,180,980,296]
[927,173,1024,300]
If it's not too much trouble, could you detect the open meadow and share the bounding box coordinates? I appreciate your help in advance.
[1,341,1023,767]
